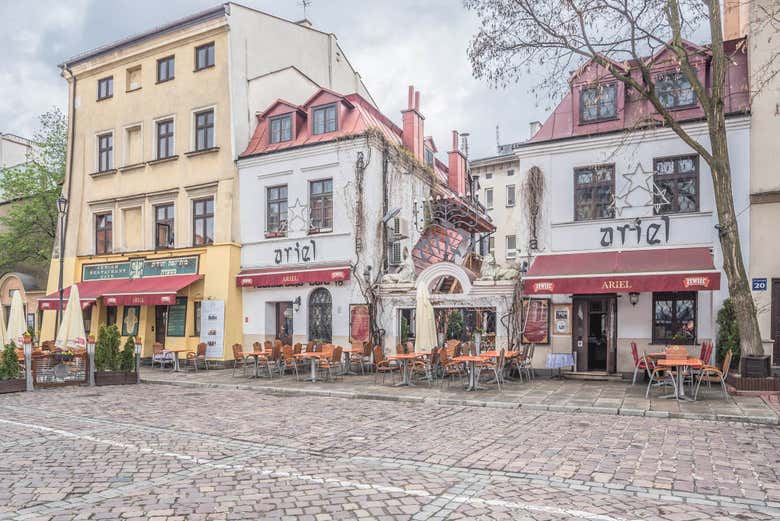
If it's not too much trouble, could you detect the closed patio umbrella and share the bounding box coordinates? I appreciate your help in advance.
[55,285,86,350]
[6,291,27,347]
[414,284,437,352]
[0,299,8,348]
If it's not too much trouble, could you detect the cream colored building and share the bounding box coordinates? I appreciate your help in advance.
[41,3,373,360]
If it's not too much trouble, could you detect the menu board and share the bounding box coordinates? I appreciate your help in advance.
[200,300,224,359]
[349,304,370,344]
[166,297,187,337]
[522,298,550,344]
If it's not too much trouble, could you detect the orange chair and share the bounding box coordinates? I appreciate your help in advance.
[186,342,209,371]
[231,343,251,377]
[694,350,732,399]
[373,346,399,384]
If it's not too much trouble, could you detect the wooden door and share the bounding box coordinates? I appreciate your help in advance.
[155,305,167,344]
[572,297,589,371]
[772,280,780,365]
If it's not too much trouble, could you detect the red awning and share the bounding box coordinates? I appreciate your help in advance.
[523,247,720,295]
[237,265,351,288]
[38,274,203,309]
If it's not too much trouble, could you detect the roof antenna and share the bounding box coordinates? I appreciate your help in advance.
[298,0,312,19]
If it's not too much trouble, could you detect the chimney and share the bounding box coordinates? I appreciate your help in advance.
[723,0,747,39]
[402,85,425,162]
[448,130,467,196]
[529,121,542,139]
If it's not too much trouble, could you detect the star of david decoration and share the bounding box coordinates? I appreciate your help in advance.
[610,163,648,217]
[645,179,672,213]
[286,198,309,233]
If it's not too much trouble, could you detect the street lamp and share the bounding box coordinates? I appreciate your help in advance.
[56,195,68,329]
[134,337,142,384]
[87,334,96,387]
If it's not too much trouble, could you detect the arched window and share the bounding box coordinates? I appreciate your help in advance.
[308,288,332,342]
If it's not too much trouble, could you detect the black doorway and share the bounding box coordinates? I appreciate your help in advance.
[572,295,617,372]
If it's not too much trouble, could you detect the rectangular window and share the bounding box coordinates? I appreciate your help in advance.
[195,42,215,71]
[312,104,337,135]
[653,292,696,344]
[95,213,113,254]
[424,148,434,166]
[580,83,617,123]
[195,109,214,151]
[269,114,292,144]
[507,169,515,177]
[157,55,175,82]
[193,301,201,336]
[192,197,214,246]
[155,203,175,249]
[309,179,333,231]
[97,76,113,100]
[656,72,696,109]
[574,164,615,221]
[505,235,516,259]
[654,155,698,214]
[266,185,288,234]
[486,172,493,180]
[488,236,495,254]
[485,188,494,209]
[97,133,113,172]
[126,66,141,91]
[506,184,516,207]
[166,297,187,337]
[106,306,117,326]
[156,119,174,159]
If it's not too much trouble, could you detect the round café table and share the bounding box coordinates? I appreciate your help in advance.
[452,355,486,391]
[295,352,324,382]
[656,358,703,401]
[341,347,364,375]
[387,353,421,386]
[245,350,272,378]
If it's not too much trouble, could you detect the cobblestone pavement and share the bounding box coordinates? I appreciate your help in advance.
[1,385,779,520]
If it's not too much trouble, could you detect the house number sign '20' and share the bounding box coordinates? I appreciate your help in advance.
[599,216,670,247]
[274,239,317,265]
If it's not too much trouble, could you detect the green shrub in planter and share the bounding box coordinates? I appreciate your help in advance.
[95,325,121,371]
[118,336,136,372]
[716,298,740,367]
[0,342,20,380]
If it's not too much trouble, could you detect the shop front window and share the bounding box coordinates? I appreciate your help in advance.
[308,288,332,342]
[653,292,696,344]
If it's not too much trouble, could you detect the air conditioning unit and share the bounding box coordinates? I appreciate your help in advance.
[391,217,409,239]
[389,241,402,266]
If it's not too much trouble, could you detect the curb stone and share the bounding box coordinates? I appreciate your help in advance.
[140,378,780,425]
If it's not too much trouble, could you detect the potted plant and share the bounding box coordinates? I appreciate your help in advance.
[94,325,137,385]
[0,342,25,394]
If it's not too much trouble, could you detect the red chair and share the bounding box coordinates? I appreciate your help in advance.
[631,341,651,385]
[704,341,713,365]
[698,341,707,362]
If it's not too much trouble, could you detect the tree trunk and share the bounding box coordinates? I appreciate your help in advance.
[709,128,764,357]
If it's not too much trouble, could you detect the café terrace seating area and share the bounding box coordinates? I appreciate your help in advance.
[145,338,735,404]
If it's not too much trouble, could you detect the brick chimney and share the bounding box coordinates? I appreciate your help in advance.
[402,85,425,162]
[724,0,748,39]
[447,130,467,196]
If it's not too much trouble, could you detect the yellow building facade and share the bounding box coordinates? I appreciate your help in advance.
[41,4,373,360]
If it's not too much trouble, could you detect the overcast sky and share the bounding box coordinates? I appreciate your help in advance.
[0,0,553,159]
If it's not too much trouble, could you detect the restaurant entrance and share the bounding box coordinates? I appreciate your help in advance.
[275,302,293,346]
[154,305,167,344]
[572,295,617,372]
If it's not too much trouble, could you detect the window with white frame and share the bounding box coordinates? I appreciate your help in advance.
[270,114,292,144]
[312,104,337,135]
[485,188,493,209]
[505,235,516,259]
[156,119,174,159]
[309,179,333,231]
[194,109,214,151]
[192,197,214,246]
[95,213,113,254]
[506,184,516,207]
[266,185,288,235]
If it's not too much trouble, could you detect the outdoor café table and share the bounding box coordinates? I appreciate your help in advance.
[387,353,422,386]
[295,352,324,382]
[161,347,191,372]
[341,347,364,376]
[452,355,487,391]
[245,350,272,378]
[656,358,703,401]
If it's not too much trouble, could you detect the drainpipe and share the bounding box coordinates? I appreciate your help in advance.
[58,65,77,328]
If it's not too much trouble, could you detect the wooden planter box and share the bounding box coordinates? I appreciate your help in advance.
[0,378,26,394]
[95,371,138,386]
[740,355,771,378]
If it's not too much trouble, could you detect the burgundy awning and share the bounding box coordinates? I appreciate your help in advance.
[38,274,203,309]
[523,247,720,295]
[237,265,351,288]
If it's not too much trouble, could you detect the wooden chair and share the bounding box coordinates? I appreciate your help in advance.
[293,342,302,355]
[480,348,506,392]
[279,344,299,380]
[410,347,437,386]
[319,345,343,381]
[252,341,262,352]
[445,339,460,357]
[305,341,314,352]
[396,343,406,355]
[373,346,399,384]
[695,350,732,399]
[231,343,251,377]
[186,342,209,371]
[437,347,463,388]
[349,341,367,374]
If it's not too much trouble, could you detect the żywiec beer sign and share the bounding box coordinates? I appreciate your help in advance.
[83,256,198,281]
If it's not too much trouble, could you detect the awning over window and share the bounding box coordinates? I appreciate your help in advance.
[522,247,720,295]
[236,264,351,288]
[38,274,203,309]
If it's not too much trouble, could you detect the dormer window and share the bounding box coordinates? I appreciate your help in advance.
[656,72,696,109]
[270,114,293,144]
[424,147,434,166]
[580,83,617,123]
[312,104,337,135]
